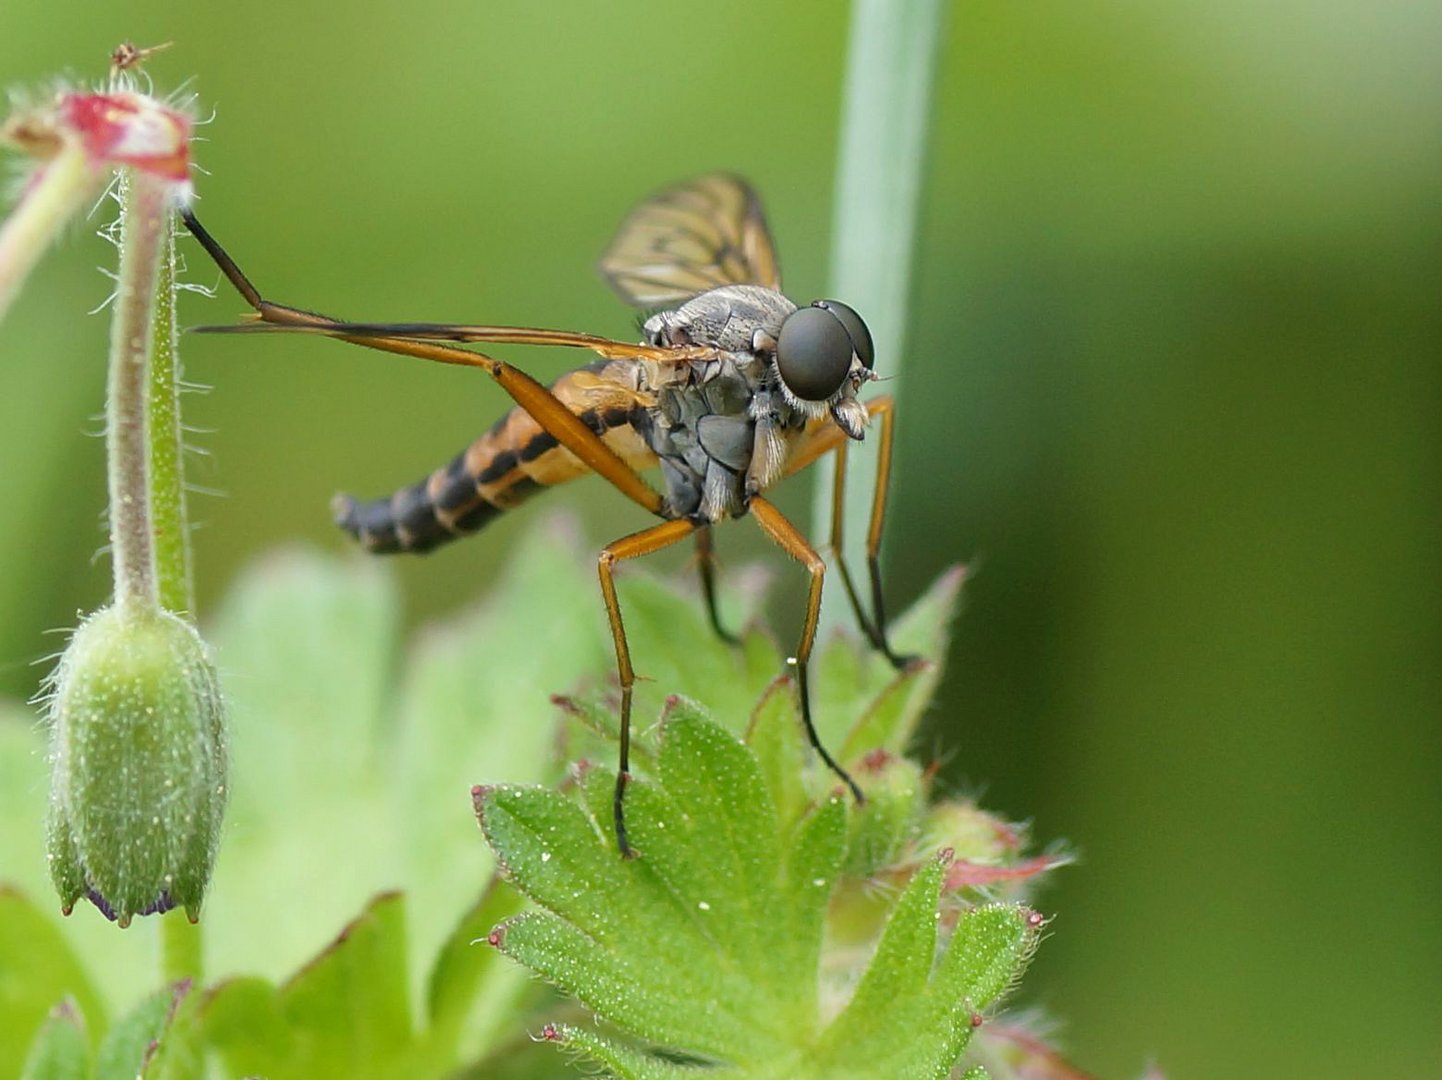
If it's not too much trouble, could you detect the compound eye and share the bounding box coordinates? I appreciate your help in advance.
[776,305,854,401]
[816,299,873,370]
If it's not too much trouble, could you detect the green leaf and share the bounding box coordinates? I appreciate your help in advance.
[745,678,808,830]
[843,752,927,877]
[482,706,1036,1078]
[94,981,192,1080]
[0,888,106,1077]
[203,892,414,1079]
[549,1023,741,1080]
[19,999,88,1080]
[138,981,205,1080]
[394,519,605,981]
[204,551,403,988]
[613,571,779,737]
[838,564,966,760]
[817,860,1039,1078]
[197,976,290,1078]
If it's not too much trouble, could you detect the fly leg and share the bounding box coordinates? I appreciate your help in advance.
[749,496,864,804]
[599,518,699,857]
[694,526,740,645]
[783,395,915,670]
[181,209,669,518]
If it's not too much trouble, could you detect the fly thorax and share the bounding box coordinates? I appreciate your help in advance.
[643,355,760,523]
[643,285,796,352]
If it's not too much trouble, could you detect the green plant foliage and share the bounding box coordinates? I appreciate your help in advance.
[0,517,1068,1076]
[0,888,105,1077]
[19,999,89,1080]
[204,893,411,1077]
[479,703,1039,1078]
[94,981,197,1080]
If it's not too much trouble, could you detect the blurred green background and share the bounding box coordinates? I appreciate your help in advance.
[2,2,1438,1075]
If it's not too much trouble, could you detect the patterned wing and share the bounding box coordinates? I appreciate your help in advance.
[599,174,783,307]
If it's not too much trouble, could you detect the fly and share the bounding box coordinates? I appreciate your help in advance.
[181,174,913,856]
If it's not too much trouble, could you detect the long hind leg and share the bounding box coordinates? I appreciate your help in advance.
[598,517,699,857]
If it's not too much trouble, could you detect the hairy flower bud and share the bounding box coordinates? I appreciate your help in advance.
[46,604,227,925]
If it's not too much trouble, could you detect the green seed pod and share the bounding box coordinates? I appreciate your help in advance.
[45,603,228,926]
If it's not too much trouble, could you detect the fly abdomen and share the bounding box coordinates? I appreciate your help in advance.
[333,360,658,555]
[332,438,543,554]
[331,443,543,554]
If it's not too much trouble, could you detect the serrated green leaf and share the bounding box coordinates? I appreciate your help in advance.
[930,903,1039,1013]
[818,899,1038,1078]
[19,999,88,1080]
[483,702,1034,1079]
[808,565,964,764]
[199,975,290,1077]
[139,981,204,1080]
[778,795,847,979]
[549,1023,741,1080]
[481,778,769,1056]
[554,690,660,777]
[837,660,935,763]
[824,855,948,1050]
[745,678,808,830]
[850,565,966,753]
[203,892,415,1079]
[0,888,107,1077]
[495,909,760,1058]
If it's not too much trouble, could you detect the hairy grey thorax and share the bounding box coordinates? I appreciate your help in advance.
[635,285,804,522]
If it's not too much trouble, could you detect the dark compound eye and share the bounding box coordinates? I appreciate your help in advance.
[776,303,858,401]
[815,299,873,370]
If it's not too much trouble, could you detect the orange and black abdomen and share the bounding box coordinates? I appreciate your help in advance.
[334,360,658,554]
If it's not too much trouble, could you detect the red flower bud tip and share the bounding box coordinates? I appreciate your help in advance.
[1025,908,1046,929]
[970,1010,985,1028]
[59,92,191,185]
[541,1023,562,1041]
[486,928,503,947]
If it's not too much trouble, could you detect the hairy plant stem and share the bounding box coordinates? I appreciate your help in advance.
[106,171,167,613]
[107,170,205,976]
[146,215,195,615]
[813,0,947,630]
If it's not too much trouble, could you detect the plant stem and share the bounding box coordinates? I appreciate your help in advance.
[146,198,206,980]
[814,0,947,629]
[106,170,169,614]
[0,144,101,324]
[147,213,195,616]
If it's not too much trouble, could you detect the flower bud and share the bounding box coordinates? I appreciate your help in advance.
[46,604,227,925]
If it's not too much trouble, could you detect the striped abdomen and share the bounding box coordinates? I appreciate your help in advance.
[334,360,658,554]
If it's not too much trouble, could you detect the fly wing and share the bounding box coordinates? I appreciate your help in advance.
[599,174,783,307]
